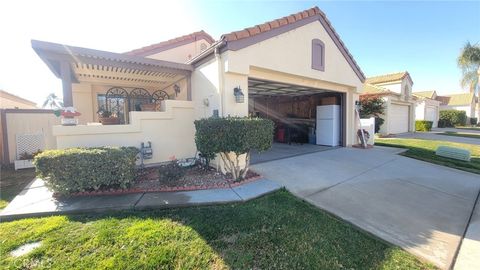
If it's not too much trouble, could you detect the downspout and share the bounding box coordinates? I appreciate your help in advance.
[215,41,226,117]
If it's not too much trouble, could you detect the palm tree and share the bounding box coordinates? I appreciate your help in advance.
[42,93,64,109]
[458,42,480,95]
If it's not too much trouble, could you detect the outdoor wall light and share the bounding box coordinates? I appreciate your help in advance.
[173,84,180,97]
[234,86,245,103]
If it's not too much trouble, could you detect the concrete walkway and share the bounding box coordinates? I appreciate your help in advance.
[454,195,480,270]
[0,178,281,221]
[396,130,480,145]
[252,147,480,270]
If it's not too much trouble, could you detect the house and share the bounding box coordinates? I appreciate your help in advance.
[0,90,37,109]
[362,72,416,134]
[436,92,478,123]
[413,90,440,127]
[31,6,365,165]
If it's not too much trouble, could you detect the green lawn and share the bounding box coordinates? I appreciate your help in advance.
[0,167,36,209]
[376,138,480,174]
[0,190,435,269]
[455,126,480,131]
[440,131,480,139]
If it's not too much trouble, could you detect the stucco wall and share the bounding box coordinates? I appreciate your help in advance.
[4,111,60,162]
[191,57,221,119]
[53,100,196,164]
[146,39,211,63]
[223,20,363,92]
[415,99,440,127]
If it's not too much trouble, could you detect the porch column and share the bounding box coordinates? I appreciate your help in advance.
[186,75,192,101]
[60,61,73,107]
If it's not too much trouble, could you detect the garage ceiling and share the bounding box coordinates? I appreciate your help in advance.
[248,78,330,97]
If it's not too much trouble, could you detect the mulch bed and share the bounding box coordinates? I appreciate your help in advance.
[65,166,261,197]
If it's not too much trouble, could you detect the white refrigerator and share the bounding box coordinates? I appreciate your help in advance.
[316,105,340,146]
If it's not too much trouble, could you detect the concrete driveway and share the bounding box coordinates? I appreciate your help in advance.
[252,147,480,269]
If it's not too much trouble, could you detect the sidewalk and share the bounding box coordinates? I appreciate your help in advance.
[0,178,282,221]
[454,195,480,270]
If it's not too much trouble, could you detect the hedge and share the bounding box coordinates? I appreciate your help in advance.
[194,117,274,179]
[438,110,467,127]
[470,117,478,126]
[34,147,138,195]
[415,120,433,132]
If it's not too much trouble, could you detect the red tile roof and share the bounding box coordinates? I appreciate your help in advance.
[220,6,365,82]
[125,31,215,57]
[222,7,323,42]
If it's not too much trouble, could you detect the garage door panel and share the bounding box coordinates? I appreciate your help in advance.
[389,104,409,134]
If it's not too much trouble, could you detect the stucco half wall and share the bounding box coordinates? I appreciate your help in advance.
[53,100,196,164]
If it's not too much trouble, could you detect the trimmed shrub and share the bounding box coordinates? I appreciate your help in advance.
[470,117,478,126]
[195,117,274,180]
[439,110,467,127]
[415,120,433,132]
[34,147,138,195]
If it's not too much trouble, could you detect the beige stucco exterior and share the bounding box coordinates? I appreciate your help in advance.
[146,39,212,63]
[36,11,366,164]
[191,20,364,146]
[415,98,440,127]
[53,100,196,165]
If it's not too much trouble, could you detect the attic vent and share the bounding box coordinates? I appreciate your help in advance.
[312,39,325,71]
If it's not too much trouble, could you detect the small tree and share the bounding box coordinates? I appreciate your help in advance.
[359,95,386,133]
[194,117,274,180]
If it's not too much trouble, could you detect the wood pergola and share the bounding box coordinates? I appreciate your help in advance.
[32,40,193,107]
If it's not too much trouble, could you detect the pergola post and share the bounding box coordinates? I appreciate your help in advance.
[60,61,73,107]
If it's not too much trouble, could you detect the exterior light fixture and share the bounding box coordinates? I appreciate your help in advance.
[233,86,244,103]
[173,84,180,97]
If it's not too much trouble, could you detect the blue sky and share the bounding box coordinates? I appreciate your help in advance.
[0,0,479,105]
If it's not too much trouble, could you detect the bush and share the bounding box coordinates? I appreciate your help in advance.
[359,95,385,133]
[34,147,138,195]
[158,160,186,182]
[439,110,467,127]
[470,117,478,126]
[415,120,433,131]
[195,117,274,180]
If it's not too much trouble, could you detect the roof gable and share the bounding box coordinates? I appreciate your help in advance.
[219,6,365,82]
[436,92,474,106]
[413,90,436,99]
[362,83,400,96]
[125,31,215,57]
[366,71,413,86]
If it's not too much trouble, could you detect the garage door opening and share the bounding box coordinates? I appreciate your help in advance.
[248,78,345,164]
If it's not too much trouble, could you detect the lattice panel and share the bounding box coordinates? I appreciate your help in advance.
[16,133,45,159]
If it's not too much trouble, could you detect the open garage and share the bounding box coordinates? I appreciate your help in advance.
[248,78,346,163]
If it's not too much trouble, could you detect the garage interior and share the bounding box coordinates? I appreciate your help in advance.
[248,78,345,164]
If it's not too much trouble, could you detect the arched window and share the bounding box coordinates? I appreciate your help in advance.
[312,39,325,71]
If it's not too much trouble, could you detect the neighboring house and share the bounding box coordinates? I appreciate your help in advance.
[361,72,416,134]
[31,6,366,165]
[413,90,440,127]
[0,90,37,109]
[436,92,478,122]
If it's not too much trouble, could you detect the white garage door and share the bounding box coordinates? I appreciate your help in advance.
[425,106,437,127]
[389,104,410,134]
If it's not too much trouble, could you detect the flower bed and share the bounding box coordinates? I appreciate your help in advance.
[61,166,261,197]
